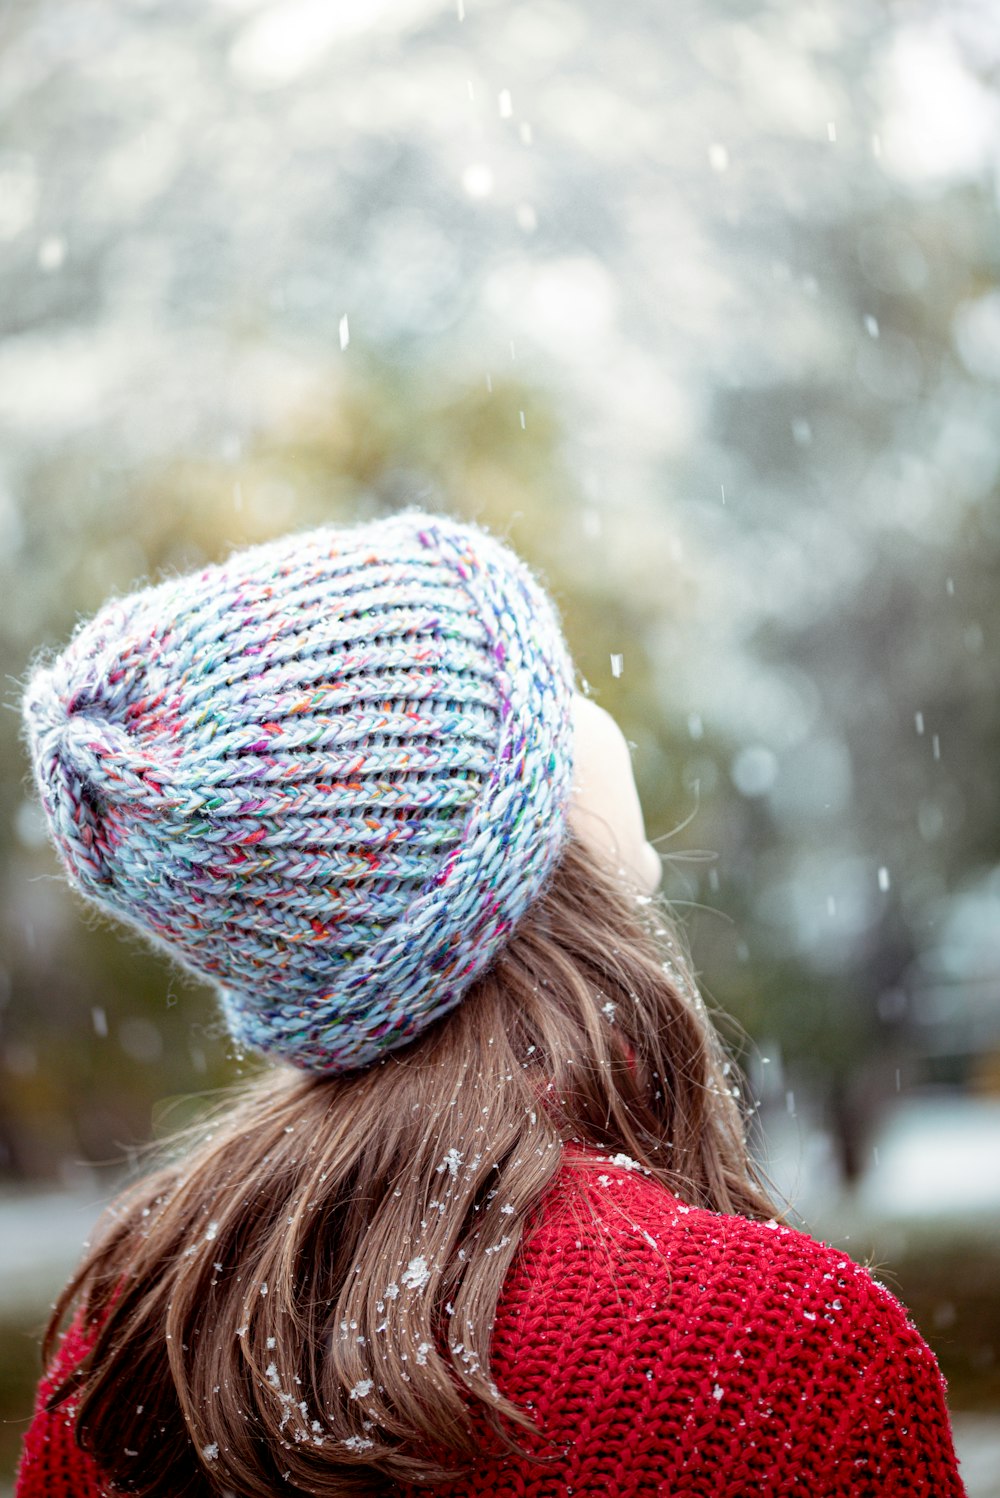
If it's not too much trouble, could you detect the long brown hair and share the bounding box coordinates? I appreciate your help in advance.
[46,840,775,1495]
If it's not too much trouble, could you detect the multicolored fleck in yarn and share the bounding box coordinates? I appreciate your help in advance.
[23,512,576,1072]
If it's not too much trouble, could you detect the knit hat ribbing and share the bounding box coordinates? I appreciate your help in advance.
[23,512,575,1072]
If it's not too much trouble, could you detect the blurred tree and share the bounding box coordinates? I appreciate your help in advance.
[665,187,1000,1181]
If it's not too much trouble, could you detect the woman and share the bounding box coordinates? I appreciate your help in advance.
[17,511,965,1495]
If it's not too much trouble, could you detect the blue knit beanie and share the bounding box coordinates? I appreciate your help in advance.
[23,512,576,1072]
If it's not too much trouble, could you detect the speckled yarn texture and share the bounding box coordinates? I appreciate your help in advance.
[23,512,575,1071]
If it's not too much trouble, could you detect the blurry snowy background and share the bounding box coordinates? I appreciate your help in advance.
[1,0,999,1488]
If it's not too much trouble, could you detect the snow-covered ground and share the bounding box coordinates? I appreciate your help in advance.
[759,1091,1000,1229]
[0,1185,107,1316]
[952,1416,1000,1498]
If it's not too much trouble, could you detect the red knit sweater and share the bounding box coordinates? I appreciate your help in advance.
[16,1152,967,1496]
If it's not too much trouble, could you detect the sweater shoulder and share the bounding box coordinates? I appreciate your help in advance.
[487,1153,964,1494]
[501,1149,952,1415]
[514,1149,882,1318]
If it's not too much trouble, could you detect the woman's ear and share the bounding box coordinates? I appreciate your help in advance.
[568,695,662,895]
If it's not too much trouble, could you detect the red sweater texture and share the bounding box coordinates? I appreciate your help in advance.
[16,1152,967,1496]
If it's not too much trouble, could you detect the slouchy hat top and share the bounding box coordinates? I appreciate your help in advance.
[23,511,576,1071]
